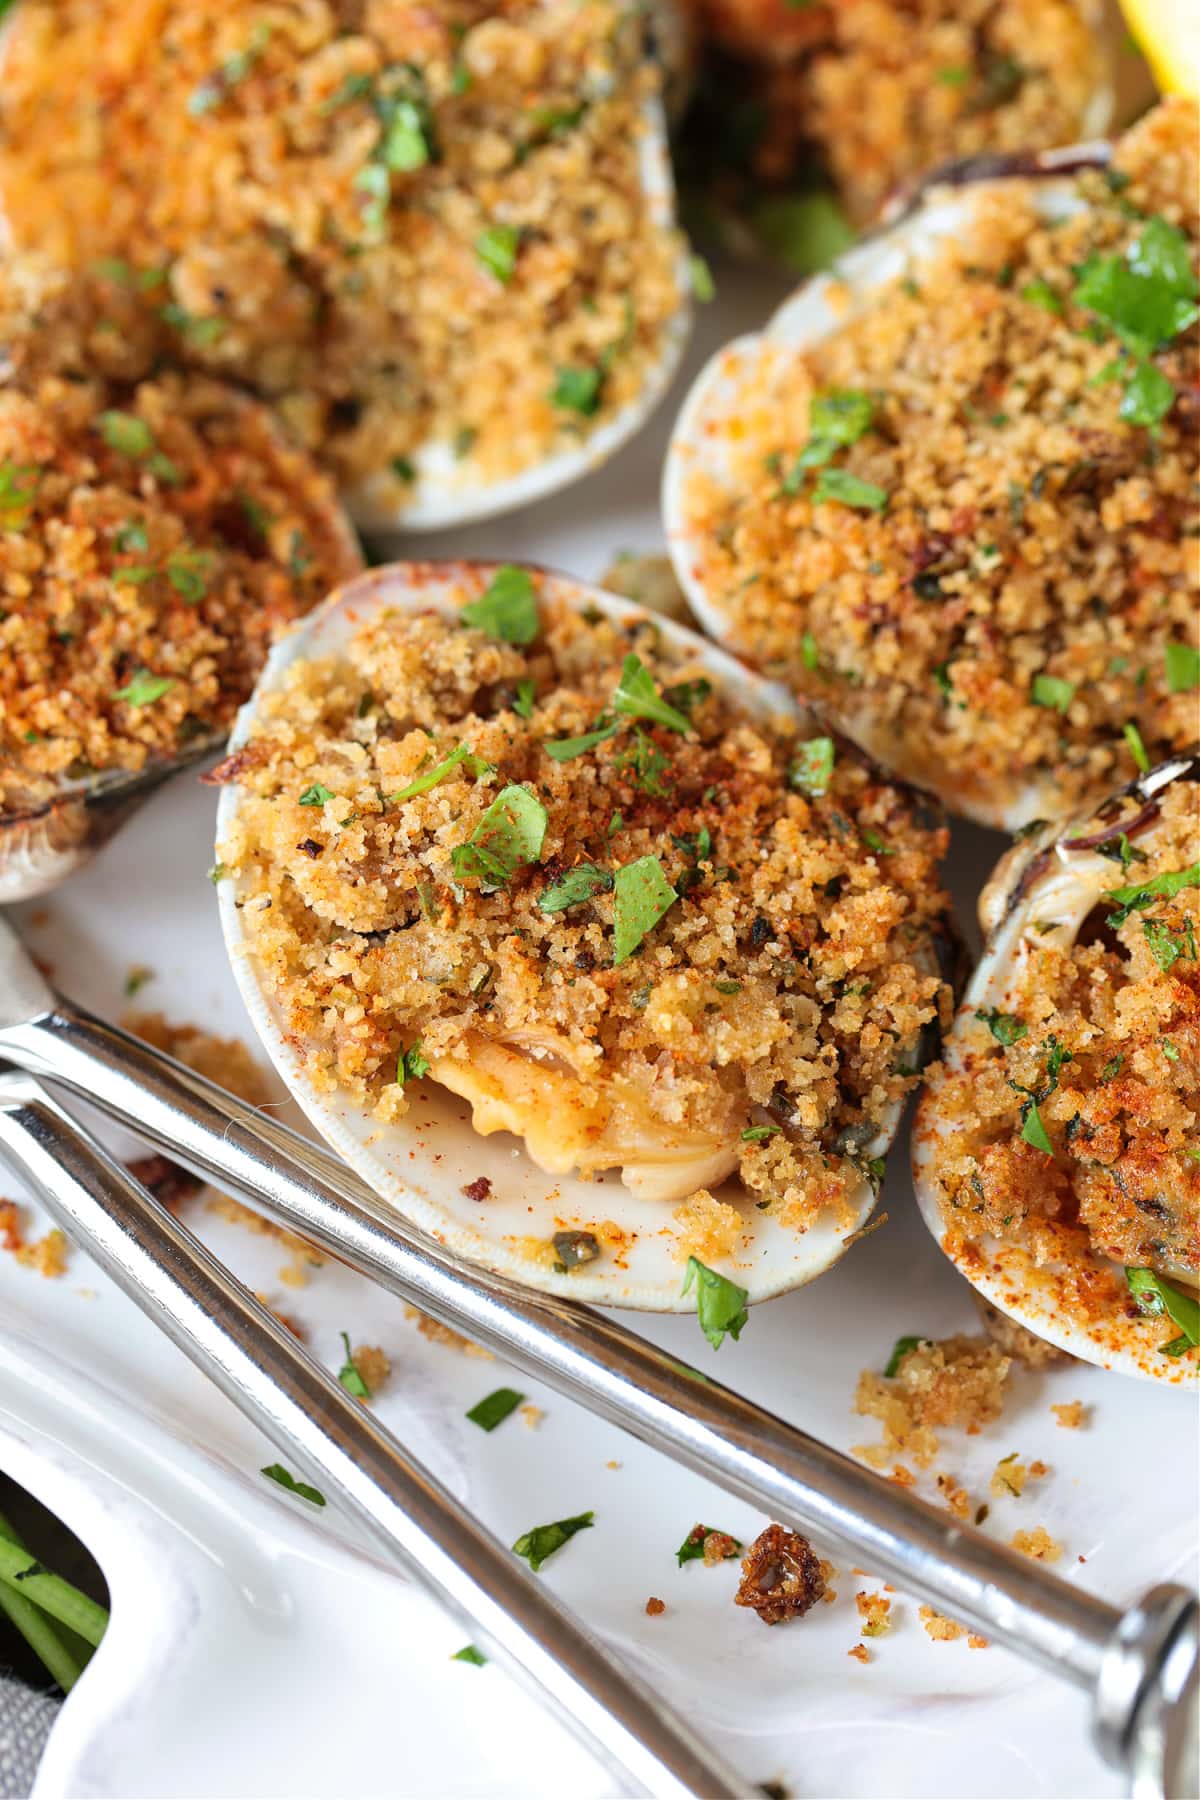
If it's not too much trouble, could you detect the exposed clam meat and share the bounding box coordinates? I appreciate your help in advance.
[913,753,1200,1384]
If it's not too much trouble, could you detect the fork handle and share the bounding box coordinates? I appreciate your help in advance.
[0,1071,745,1800]
[7,1003,1199,1799]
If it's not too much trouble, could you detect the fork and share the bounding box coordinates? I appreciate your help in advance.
[0,918,1195,1799]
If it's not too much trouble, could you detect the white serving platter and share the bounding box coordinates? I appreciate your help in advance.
[1,262,1195,1800]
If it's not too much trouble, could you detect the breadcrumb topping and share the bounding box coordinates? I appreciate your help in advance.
[855,1334,1011,1469]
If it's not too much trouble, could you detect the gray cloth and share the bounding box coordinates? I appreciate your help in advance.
[0,1676,58,1800]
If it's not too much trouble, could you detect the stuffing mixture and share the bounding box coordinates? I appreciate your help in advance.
[0,264,362,816]
[855,1333,1013,1468]
[0,0,685,499]
[918,770,1199,1360]
[678,101,1199,825]
[217,570,953,1225]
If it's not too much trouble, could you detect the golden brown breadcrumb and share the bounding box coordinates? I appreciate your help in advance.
[855,1335,1012,1469]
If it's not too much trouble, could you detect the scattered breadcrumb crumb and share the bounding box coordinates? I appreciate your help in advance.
[606,1459,622,1470]
[848,1643,871,1663]
[919,1605,965,1642]
[671,1188,744,1263]
[404,1304,493,1359]
[975,1298,1071,1367]
[855,1335,1011,1469]
[1029,1460,1049,1479]
[520,1404,544,1430]
[14,1227,68,1278]
[735,1524,827,1625]
[855,1592,892,1637]
[351,1345,391,1396]
[935,1474,971,1520]
[1051,1401,1088,1430]
[991,1453,1028,1497]
[968,1634,989,1650]
[818,1559,838,1604]
[702,1530,741,1566]
[0,1201,24,1252]
[645,1596,666,1617]
[1011,1527,1063,1563]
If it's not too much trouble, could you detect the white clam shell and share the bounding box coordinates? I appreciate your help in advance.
[346,96,692,534]
[661,158,1105,831]
[913,755,1200,1384]
[214,560,930,1309]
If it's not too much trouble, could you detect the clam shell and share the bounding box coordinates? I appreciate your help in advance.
[912,753,1200,1384]
[215,560,948,1309]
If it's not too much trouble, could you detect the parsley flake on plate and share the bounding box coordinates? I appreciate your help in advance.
[512,1510,594,1571]
[451,785,547,886]
[261,1463,326,1507]
[459,565,540,645]
[466,1387,526,1432]
[611,856,677,964]
[337,1332,370,1399]
[452,1645,487,1666]
[681,1256,749,1350]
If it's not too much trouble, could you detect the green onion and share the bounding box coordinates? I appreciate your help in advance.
[0,1539,108,1651]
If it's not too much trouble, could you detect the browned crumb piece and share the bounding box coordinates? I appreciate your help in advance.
[855,1592,892,1638]
[818,1559,837,1604]
[14,1228,68,1278]
[671,1188,744,1263]
[991,1453,1027,1497]
[351,1345,390,1397]
[606,1459,622,1470]
[703,1530,741,1566]
[462,1177,492,1203]
[975,1297,1071,1367]
[0,1201,25,1252]
[855,1335,1012,1469]
[935,1474,971,1520]
[735,1524,826,1626]
[1028,1460,1049,1480]
[847,1643,871,1663]
[519,1404,544,1430]
[1011,1527,1063,1563]
[1051,1401,1088,1430]
[968,1635,990,1650]
[123,1012,275,1106]
[919,1605,965,1643]
[645,1596,666,1617]
[404,1304,493,1360]
[126,1153,203,1213]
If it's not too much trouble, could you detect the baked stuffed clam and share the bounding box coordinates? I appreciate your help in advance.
[914,751,1200,1383]
[0,0,690,532]
[214,561,956,1308]
[0,262,363,902]
[664,100,1199,829]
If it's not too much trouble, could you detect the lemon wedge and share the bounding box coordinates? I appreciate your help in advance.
[1119,0,1200,95]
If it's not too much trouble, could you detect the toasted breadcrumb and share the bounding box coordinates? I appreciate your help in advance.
[519,1404,544,1430]
[991,1453,1028,1498]
[404,1304,493,1359]
[735,1524,827,1625]
[645,1596,666,1617]
[702,1530,741,1566]
[14,1227,68,1278]
[847,1643,871,1663]
[968,1635,990,1650]
[935,1474,971,1520]
[351,1345,391,1396]
[123,1012,274,1105]
[919,1605,965,1643]
[855,1592,892,1638]
[0,1202,24,1252]
[818,1558,838,1604]
[671,1188,745,1264]
[855,1335,1011,1469]
[1011,1527,1063,1563]
[975,1298,1071,1367]
[1051,1402,1088,1430]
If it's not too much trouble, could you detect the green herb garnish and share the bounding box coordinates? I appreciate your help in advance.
[975,1008,1028,1046]
[99,412,155,459]
[676,1525,741,1566]
[741,1125,781,1142]
[811,467,887,512]
[475,224,521,283]
[513,680,536,719]
[298,783,335,807]
[390,742,493,803]
[1122,720,1151,772]
[452,1645,487,1666]
[460,565,539,645]
[261,1464,326,1506]
[337,1332,370,1399]
[788,736,835,796]
[1031,674,1074,713]
[1021,1103,1053,1155]
[1142,917,1195,971]
[543,722,620,762]
[466,1387,525,1432]
[1105,862,1200,928]
[1164,641,1200,693]
[611,856,677,964]
[689,254,716,302]
[681,1256,749,1349]
[884,1335,925,1377]
[1021,280,1064,314]
[0,461,38,528]
[538,864,614,913]
[397,1042,430,1086]
[1125,1267,1200,1356]
[551,364,604,416]
[112,670,172,707]
[451,785,547,885]
[512,1511,594,1571]
[612,654,692,734]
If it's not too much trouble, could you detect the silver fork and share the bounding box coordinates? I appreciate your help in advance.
[0,916,1194,1799]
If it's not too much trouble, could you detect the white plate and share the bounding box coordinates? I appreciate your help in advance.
[2,264,1196,1799]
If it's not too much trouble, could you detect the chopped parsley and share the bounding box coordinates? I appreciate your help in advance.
[784,389,875,492]
[682,1256,749,1349]
[466,1387,526,1432]
[337,1332,370,1399]
[741,1124,781,1142]
[860,827,893,856]
[1031,673,1074,713]
[1125,1267,1199,1356]
[612,654,692,734]
[788,736,835,796]
[538,864,614,913]
[512,1511,594,1571]
[1164,641,1200,693]
[513,679,536,720]
[1021,1102,1053,1155]
[1104,861,1200,927]
[1021,279,1064,314]
[476,224,521,284]
[551,363,604,416]
[688,253,716,302]
[396,1041,430,1086]
[1072,215,1198,429]
[459,565,540,645]
[811,467,887,512]
[884,1335,926,1377]
[450,785,547,885]
[676,1525,741,1566]
[389,742,493,803]
[750,190,853,275]
[0,461,38,529]
[611,856,677,964]
[113,520,150,554]
[975,1008,1028,1046]
[112,670,172,707]
[166,551,214,603]
[543,721,620,761]
[298,783,335,807]
[261,1463,326,1507]
[99,411,154,459]
[1142,916,1195,971]
[1122,721,1151,772]
[452,1645,487,1666]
